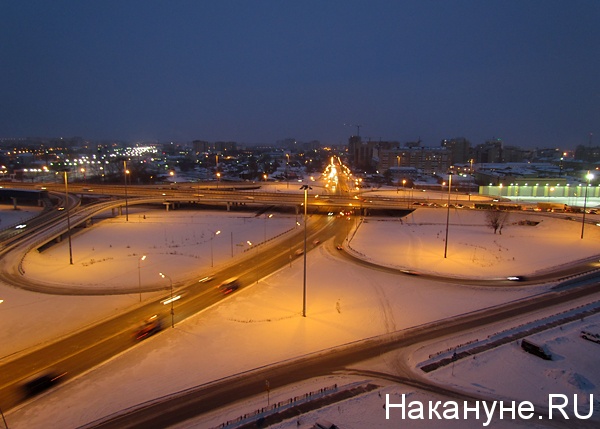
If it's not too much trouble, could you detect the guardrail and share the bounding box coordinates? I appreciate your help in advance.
[211,384,339,429]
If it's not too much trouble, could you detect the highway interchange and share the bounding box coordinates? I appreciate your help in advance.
[0,182,599,428]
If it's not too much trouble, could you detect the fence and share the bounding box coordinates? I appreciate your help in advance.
[211,384,338,429]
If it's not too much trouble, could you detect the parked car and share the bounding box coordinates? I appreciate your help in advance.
[580,330,600,344]
[134,314,163,340]
[521,339,552,360]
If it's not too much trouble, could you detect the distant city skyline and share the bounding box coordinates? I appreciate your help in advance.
[1,1,598,149]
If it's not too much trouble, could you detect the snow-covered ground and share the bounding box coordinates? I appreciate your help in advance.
[1,189,600,428]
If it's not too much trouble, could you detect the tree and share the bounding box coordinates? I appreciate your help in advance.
[485,209,509,234]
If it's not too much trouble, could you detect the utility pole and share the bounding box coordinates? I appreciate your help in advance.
[63,169,73,265]
[300,184,312,317]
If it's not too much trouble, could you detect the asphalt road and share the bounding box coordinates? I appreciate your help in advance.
[1,195,598,427]
[81,276,600,429]
[0,214,339,412]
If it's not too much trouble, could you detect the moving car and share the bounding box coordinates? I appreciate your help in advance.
[22,371,67,397]
[134,314,163,340]
[218,278,240,294]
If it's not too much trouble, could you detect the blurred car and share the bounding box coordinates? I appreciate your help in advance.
[134,314,163,340]
[22,371,67,398]
[218,278,240,294]
[160,291,186,306]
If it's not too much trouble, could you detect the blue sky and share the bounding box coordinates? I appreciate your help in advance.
[1,1,598,148]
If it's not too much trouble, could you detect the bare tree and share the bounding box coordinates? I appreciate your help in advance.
[485,209,509,234]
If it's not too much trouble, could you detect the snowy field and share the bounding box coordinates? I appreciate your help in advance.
[349,208,600,279]
[1,197,600,428]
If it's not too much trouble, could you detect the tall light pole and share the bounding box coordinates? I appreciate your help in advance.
[469,159,474,201]
[264,213,272,242]
[138,255,146,302]
[159,272,174,328]
[210,230,221,267]
[123,160,129,221]
[581,171,594,239]
[0,406,7,429]
[286,154,290,189]
[215,155,220,189]
[300,185,312,317]
[63,169,73,265]
[444,173,452,258]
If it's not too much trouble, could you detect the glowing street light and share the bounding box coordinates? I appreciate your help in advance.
[581,171,594,239]
[138,255,146,302]
[123,160,129,222]
[62,169,74,265]
[286,154,290,189]
[264,213,273,242]
[300,184,312,317]
[444,173,452,258]
[159,272,174,328]
[210,230,221,267]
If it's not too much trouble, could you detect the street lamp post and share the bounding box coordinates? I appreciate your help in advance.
[444,173,452,258]
[286,154,290,189]
[581,171,594,239]
[138,255,146,302]
[469,159,474,201]
[264,213,272,242]
[63,169,74,265]
[123,160,129,221]
[0,406,7,429]
[210,230,221,267]
[159,272,174,328]
[300,185,312,317]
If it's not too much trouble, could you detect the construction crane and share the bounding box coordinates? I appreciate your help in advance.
[344,123,362,137]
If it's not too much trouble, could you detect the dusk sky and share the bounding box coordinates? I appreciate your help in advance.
[1,1,599,149]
